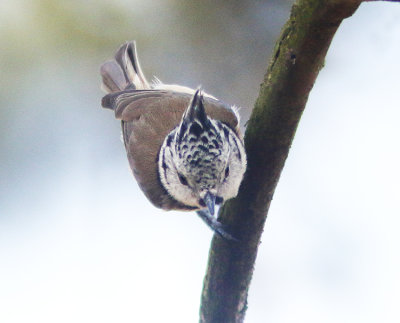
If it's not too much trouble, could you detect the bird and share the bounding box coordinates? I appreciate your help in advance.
[100,41,247,239]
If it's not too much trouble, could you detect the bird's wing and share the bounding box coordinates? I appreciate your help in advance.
[101,89,239,133]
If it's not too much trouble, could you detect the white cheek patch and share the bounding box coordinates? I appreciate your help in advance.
[158,144,199,208]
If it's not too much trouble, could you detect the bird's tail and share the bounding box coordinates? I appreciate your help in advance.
[100,41,150,93]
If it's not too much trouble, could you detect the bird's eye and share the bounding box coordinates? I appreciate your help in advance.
[178,173,189,186]
[224,166,230,178]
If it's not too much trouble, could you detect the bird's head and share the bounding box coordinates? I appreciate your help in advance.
[158,89,246,214]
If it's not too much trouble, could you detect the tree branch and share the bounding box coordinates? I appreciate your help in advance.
[199,0,370,322]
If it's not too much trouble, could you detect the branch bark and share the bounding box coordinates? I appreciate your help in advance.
[199,0,374,322]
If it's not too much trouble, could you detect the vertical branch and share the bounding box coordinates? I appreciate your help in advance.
[200,0,363,322]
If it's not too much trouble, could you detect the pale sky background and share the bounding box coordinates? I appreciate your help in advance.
[0,1,400,322]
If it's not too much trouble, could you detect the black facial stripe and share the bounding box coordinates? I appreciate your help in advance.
[162,150,169,179]
[223,126,230,139]
[230,134,242,161]
[166,133,174,147]
[225,165,230,178]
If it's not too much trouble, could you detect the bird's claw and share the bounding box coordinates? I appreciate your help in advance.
[196,210,239,241]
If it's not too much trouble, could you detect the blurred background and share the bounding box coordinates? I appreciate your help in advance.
[1,1,400,322]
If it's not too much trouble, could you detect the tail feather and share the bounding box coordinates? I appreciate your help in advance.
[100,60,127,92]
[100,41,150,94]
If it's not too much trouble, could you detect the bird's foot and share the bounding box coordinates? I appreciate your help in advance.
[196,210,238,241]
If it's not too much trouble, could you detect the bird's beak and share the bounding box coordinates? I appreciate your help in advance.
[203,191,216,216]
